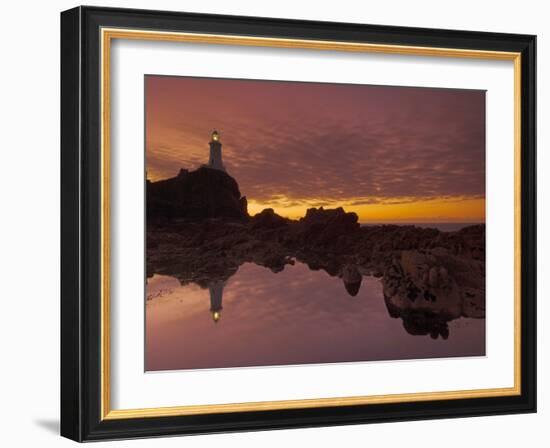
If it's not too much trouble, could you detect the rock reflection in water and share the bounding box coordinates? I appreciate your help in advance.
[342,264,362,297]
[382,248,485,340]
[146,261,485,372]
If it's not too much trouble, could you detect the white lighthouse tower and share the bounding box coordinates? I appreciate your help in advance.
[206,130,225,171]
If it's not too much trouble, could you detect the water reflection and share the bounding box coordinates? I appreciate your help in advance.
[146,261,485,371]
[342,264,362,297]
[209,281,224,323]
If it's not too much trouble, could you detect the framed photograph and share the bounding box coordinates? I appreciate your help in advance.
[61,6,536,441]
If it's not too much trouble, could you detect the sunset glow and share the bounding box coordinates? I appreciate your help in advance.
[146,75,485,223]
[247,197,485,223]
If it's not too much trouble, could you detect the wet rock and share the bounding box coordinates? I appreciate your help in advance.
[295,207,360,248]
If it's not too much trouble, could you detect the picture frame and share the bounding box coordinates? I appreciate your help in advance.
[60,5,536,442]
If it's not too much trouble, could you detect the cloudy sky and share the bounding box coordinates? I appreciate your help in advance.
[145,75,485,223]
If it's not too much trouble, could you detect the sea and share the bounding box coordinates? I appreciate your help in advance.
[360,222,483,232]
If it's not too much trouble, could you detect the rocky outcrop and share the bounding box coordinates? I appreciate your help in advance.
[298,207,360,239]
[147,167,248,221]
[146,218,294,288]
[250,208,291,230]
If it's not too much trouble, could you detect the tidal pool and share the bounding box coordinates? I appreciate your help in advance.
[146,261,485,371]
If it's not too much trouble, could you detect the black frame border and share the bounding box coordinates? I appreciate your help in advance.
[61,6,536,442]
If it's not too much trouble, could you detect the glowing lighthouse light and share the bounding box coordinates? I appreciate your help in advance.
[206,130,225,171]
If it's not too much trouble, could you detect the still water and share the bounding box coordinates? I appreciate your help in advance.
[146,261,485,371]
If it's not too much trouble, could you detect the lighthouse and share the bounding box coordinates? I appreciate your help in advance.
[206,130,225,171]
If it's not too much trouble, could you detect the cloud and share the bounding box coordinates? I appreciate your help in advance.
[146,76,485,206]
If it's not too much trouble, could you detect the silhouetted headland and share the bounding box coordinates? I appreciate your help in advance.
[147,166,248,221]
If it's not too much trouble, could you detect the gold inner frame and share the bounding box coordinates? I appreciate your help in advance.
[100,27,522,420]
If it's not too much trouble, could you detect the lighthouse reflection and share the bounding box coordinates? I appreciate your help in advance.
[208,280,224,323]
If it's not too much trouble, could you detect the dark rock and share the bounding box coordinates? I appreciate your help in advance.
[250,208,290,230]
[147,167,248,221]
[299,207,359,236]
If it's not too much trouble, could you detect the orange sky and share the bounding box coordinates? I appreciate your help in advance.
[146,76,486,223]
